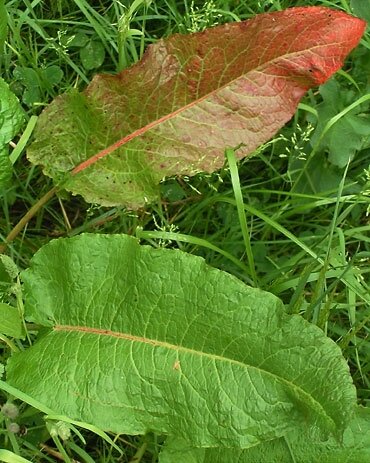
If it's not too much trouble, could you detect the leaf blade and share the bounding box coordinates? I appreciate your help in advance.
[27,7,366,207]
[0,77,25,192]
[7,234,356,447]
[0,303,24,339]
[159,407,370,463]
[0,148,12,192]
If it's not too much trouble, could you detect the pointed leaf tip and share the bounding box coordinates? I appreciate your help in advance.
[28,7,366,207]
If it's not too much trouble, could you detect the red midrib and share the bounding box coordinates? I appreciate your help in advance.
[69,15,365,176]
[70,53,319,175]
[70,85,217,175]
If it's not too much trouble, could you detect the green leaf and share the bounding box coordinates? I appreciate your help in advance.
[160,407,370,463]
[0,78,25,147]
[0,303,24,339]
[80,39,105,70]
[13,67,39,89]
[0,148,12,192]
[0,450,32,463]
[7,234,356,447]
[351,0,370,22]
[160,439,203,463]
[287,154,360,196]
[65,32,89,48]
[310,79,370,167]
[43,65,64,86]
[0,78,25,191]
[13,67,41,106]
[27,7,365,208]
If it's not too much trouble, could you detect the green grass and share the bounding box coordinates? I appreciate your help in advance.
[1,0,370,461]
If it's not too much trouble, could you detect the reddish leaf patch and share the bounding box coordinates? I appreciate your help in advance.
[28,7,365,207]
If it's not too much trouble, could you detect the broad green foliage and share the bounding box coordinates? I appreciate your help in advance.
[7,234,356,448]
[0,255,23,339]
[80,39,106,70]
[0,303,24,339]
[0,78,24,192]
[2,5,369,460]
[62,32,106,70]
[13,66,64,107]
[0,150,12,192]
[310,79,370,167]
[0,79,24,144]
[27,7,365,208]
[160,407,370,463]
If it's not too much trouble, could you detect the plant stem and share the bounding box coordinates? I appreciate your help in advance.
[0,186,58,254]
[0,334,19,352]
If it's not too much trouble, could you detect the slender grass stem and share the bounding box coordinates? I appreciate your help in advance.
[226,148,258,286]
[0,186,58,254]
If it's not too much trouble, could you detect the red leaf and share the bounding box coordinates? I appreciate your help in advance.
[28,7,365,207]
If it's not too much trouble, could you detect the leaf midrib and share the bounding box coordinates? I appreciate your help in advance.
[70,39,334,176]
[55,323,334,428]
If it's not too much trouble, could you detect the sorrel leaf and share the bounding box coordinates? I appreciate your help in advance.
[27,7,365,207]
[0,78,25,192]
[7,234,356,447]
[159,406,370,463]
[159,407,370,463]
